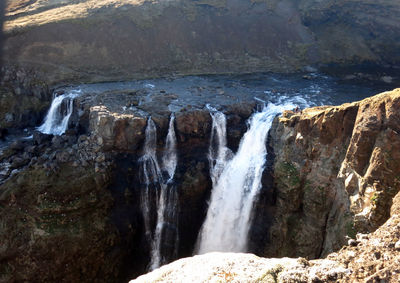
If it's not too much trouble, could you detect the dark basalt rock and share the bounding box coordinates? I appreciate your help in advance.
[33,131,53,145]
[0,128,7,140]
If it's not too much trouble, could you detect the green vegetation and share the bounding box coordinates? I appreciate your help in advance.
[257,264,284,283]
[370,192,378,205]
[277,161,300,188]
[345,221,356,239]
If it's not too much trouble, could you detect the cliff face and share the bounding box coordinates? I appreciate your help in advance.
[2,0,400,129]
[266,88,400,258]
[0,136,120,282]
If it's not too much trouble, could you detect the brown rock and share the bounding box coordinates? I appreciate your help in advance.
[267,88,400,259]
[89,106,147,151]
[175,110,211,140]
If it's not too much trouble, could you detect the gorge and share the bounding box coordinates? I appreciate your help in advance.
[1,0,400,282]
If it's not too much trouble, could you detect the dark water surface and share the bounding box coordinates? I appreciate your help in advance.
[66,72,395,111]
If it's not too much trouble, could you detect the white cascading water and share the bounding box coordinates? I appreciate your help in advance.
[38,90,81,135]
[206,105,232,185]
[162,114,178,183]
[139,115,179,271]
[197,102,295,254]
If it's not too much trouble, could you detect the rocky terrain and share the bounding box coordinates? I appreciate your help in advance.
[0,84,256,282]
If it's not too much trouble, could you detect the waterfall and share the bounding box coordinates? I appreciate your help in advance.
[197,102,294,254]
[162,114,178,182]
[38,90,81,135]
[206,105,232,185]
[139,115,179,271]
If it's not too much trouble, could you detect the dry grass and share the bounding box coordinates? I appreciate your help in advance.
[5,0,151,31]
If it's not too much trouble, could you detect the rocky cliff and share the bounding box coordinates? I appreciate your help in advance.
[264,88,400,260]
[2,0,400,129]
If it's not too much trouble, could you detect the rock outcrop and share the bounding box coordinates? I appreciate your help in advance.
[264,88,400,259]
[0,67,51,130]
[0,133,120,282]
[131,252,350,283]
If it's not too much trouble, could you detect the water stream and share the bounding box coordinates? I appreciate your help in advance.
[38,90,80,135]
[206,105,232,186]
[139,115,179,271]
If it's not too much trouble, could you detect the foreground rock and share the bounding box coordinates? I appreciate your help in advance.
[131,252,349,282]
[131,211,400,282]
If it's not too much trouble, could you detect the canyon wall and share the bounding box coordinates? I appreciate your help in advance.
[2,0,400,129]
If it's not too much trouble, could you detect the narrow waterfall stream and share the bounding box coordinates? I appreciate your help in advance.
[38,90,81,135]
[139,115,179,271]
[206,105,232,186]
[197,102,296,254]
